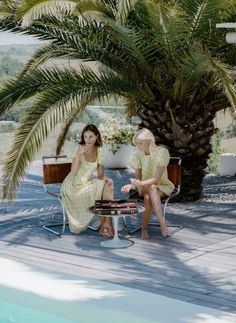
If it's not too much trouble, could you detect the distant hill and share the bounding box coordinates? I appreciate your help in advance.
[0,44,40,63]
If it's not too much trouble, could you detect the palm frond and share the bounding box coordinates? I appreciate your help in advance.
[74,0,115,20]
[20,42,75,75]
[210,58,236,118]
[173,44,236,115]
[148,0,177,30]
[173,44,213,100]
[2,94,80,201]
[116,0,139,24]
[0,0,17,17]
[1,64,139,200]
[56,97,95,154]
[16,0,77,27]
[0,67,70,115]
[179,0,229,42]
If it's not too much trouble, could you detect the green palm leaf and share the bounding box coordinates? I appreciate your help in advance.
[2,94,80,200]
[55,96,96,154]
[0,0,235,202]
[16,0,78,27]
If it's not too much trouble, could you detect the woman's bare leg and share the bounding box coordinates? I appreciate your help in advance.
[100,180,114,236]
[148,185,170,237]
[141,191,152,240]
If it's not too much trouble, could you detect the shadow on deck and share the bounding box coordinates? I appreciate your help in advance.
[0,161,236,314]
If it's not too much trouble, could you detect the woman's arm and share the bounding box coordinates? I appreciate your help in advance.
[134,168,142,181]
[70,155,80,176]
[70,147,84,175]
[97,164,113,186]
[97,164,104,179]
[121,168,141,193]
[134,166,165,187]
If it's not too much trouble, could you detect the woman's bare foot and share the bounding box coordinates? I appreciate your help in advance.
[99,226,113,237]
[141,229,149,240]
[161,224,170,237]
[104,219,114,236]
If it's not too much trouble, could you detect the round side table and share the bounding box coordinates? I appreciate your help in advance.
[97,205,145,248]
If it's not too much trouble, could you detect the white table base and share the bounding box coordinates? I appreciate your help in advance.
[101,216,133,248]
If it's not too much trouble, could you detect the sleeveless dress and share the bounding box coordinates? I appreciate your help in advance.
[129,144,174,196]
[61,147,105,233]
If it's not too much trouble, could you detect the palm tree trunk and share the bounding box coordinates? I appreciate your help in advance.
[137,102,216,201]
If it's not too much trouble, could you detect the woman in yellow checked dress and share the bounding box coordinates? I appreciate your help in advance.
[61,124,113,236]
[121,128,174,240]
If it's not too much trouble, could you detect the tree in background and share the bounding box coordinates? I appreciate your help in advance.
[0,53,28,121]
[0,55,22,77]
[0,0,235,201]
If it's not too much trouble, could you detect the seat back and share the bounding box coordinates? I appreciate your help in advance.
[42,156,72,185]
[167,157,182,197]
[167,157,181,186]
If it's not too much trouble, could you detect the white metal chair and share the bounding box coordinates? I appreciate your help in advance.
[123,157,183,235]
[42,156,71,236]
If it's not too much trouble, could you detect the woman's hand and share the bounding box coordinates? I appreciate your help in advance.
[121,184,133,193]
[104,176,113,186]
[133,179,143,187]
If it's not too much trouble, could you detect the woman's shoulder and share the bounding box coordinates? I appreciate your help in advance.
[75,144,83,155]
[153,144,170,166]
[97,147,104,156]
[151,144,170,160]
[131,148,143,158]
[153,144,169,154]
[159,144,169,153]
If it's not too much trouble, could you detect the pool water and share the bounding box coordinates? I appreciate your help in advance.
[0,300,77,323]
[0,286,154,323]
[1,258,236,323]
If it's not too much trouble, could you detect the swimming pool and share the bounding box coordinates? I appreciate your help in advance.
[0,283,153,323]
[0,299,76,323]
[1,257,236,323]
[0,258,155,323]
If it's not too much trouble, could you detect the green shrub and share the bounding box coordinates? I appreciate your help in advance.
[206,131,223,174]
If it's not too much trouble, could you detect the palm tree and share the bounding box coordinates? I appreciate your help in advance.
[0,0,235,201]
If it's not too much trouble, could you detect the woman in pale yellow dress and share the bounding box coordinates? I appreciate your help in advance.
[121,128,174,240]
[61,124,113,236]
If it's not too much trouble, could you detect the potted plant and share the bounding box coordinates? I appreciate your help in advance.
[99,115,136,168]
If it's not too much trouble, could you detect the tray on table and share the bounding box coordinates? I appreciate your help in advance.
[94,199,138,215]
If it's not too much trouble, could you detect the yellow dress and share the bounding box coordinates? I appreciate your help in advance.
[61,147,105,233]
[129,144,174,196]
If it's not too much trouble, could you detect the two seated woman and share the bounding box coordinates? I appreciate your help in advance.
[61,125,174,240]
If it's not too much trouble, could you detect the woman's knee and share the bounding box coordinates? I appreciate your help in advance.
[143,192,150,202]
[148,184,157,194]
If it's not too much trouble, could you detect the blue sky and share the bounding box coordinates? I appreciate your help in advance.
[0,31,40,45]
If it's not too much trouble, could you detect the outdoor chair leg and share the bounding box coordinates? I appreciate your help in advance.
[149,200,183,237]
[123,200,183,236]
[42,197,67,236]
[122,216,142,234]
[43,197,101,236]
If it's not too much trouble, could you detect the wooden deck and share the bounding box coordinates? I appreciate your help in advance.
[0,161,236,315]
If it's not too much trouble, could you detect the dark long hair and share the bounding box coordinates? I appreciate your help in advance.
[79,124,102,147]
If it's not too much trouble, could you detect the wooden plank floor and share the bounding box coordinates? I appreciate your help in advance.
[0,160,236,314]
